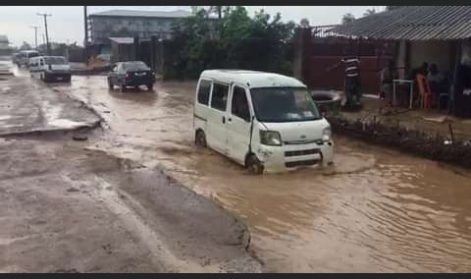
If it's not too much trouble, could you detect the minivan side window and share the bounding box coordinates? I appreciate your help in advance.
[231,86,250,121]
[197,79,211,105]
[210,83,229,111]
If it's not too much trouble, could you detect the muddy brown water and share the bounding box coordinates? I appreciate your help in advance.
[50,75,471,272]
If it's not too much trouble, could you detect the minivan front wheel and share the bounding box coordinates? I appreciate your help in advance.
[246,154,264,175]
[195,130,207,148]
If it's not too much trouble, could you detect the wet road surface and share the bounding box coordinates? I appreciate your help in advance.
[0,69,261,272]
[52,75,471,272]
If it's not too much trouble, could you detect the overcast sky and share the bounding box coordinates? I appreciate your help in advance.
[0,6,385,47]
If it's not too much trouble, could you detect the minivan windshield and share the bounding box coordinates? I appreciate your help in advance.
[250,87,321,122]
[44,57,67,65]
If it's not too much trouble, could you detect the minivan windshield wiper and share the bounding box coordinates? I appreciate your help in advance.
[250,87,322,123]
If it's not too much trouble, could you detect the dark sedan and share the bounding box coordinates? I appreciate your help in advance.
[107,61,155,91]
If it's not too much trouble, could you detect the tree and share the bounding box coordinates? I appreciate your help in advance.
[207,6,227,19]
[19,41,32,50]
[342,13,355,24]
[363,8,376,17]
[300,18,310,28]
[168,6,295,78]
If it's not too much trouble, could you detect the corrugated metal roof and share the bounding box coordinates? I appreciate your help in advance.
[90,9,192,19]
[109,37,134,44]
[331,6,471,40]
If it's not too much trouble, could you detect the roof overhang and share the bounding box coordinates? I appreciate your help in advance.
[331,6,471,41]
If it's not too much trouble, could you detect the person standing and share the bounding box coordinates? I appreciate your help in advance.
[327,55,362,108]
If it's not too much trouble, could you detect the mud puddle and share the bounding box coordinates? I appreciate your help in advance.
[54,75,471,272]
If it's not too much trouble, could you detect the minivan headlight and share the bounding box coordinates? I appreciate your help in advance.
[322,127,331,142]
[260,130,282,146]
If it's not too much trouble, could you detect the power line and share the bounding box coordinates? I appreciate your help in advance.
[37,13,52,55]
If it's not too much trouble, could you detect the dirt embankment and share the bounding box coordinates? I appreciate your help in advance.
[327,115,471,169]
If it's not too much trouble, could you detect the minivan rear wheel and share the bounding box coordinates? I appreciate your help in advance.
[246,154,264,175]
[195,130,207,148]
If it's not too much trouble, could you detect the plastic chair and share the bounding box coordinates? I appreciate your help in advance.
[416,74,432,109]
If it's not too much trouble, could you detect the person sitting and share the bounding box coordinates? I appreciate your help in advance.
[408,62,429,106]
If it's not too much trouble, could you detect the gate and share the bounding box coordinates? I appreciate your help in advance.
[302,26,395,94]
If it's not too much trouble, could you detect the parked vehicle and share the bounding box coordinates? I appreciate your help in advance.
[0,57,13,76]
[17,50,40,67]
[193,70,334,174]
[107,61,155,91]
[11,53,20,65]
[29,56,71,82]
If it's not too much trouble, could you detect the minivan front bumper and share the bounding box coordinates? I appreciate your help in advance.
[255,140,334,172]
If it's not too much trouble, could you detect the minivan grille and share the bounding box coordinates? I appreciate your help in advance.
[284,149,320,157]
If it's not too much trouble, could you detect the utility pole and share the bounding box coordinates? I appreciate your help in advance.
[37,13,52,55]
[30,26,40,50]
[84,6,89,46]
[84,6,89,65]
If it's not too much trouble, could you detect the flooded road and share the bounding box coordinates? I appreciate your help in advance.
[53,75,471,272]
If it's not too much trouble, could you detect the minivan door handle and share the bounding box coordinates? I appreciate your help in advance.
[222,116,226,124]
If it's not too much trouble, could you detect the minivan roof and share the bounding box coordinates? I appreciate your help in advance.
[200,70,306,89]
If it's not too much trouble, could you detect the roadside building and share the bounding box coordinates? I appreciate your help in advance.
[109,37,135,63]
[88,9,193,44]
[332,6,471,79]
[330,6,471,117]
[0,35,12,56]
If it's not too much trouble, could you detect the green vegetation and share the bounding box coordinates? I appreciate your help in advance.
[165,6,296,79]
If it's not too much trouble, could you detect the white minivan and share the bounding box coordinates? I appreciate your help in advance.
[193,70,334,174]
[29,56,71,82]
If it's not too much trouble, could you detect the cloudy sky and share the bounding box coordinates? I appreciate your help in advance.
[0,6,384,47]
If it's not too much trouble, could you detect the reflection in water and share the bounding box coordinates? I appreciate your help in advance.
[59,76,471,272]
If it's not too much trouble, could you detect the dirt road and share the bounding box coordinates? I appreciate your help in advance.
[48,75,471,273]
[0,73,261,272]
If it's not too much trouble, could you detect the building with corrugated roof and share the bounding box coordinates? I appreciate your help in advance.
[330,6,471,117]
[331,6,471,79]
